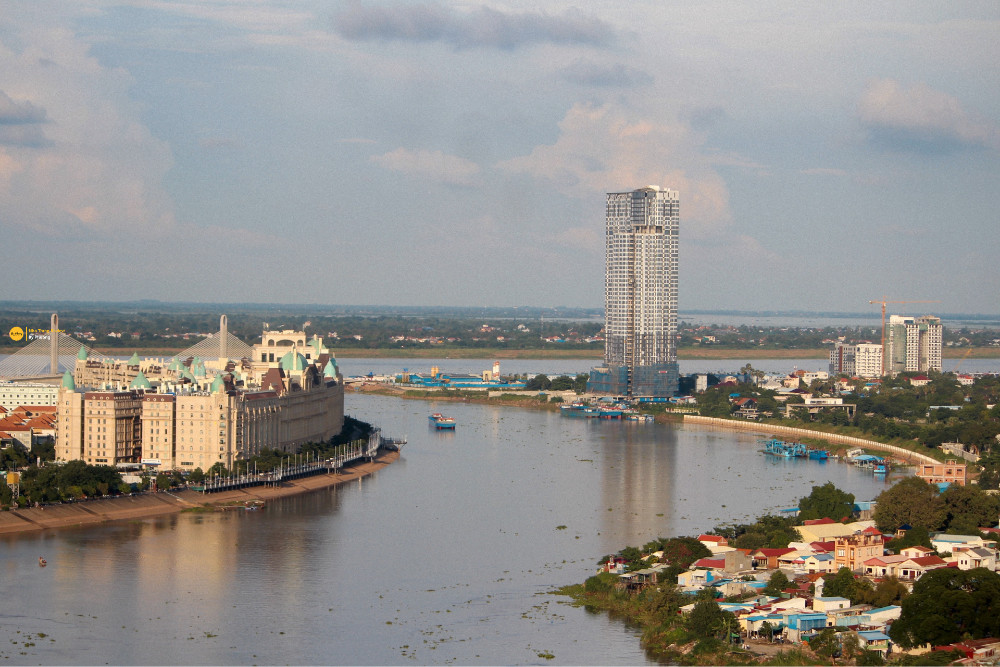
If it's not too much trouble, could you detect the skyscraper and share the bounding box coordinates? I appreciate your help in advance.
[588,186,679,397]
[885,315,942,376]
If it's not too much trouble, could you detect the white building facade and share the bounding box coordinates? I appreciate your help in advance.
[589,186,679,397]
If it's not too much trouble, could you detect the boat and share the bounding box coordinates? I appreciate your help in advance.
[429,413,456,430]
[761,438,807,458]
[38,556,47,566]
[874,463,888,475]
[598,408,623,419]
[808,449,829,460]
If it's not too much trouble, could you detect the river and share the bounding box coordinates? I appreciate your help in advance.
[2,388,903,665]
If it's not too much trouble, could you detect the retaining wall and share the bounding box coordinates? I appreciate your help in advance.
[681,415,938,464]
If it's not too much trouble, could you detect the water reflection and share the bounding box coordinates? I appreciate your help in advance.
[1,394,897,666]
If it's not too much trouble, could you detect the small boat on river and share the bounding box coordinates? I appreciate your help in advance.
[429,413,456,430]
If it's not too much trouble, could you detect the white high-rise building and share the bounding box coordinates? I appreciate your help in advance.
[589,186,679,397]
[829,342,883,378]
[886,315,942,376]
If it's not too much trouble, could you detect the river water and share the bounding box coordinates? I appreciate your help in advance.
[2,383,902,665]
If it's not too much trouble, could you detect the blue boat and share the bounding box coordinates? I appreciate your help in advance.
[761,438,807,458]
[429,413,456,430]
[808,449,829,460]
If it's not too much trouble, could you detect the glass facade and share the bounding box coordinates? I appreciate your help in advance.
[589,187,679,398]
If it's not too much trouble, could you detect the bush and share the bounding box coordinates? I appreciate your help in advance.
[584,572,617,594]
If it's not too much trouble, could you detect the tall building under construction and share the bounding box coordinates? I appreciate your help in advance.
[588,186,679,398]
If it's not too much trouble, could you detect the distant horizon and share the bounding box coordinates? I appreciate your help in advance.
[1,299,996,321]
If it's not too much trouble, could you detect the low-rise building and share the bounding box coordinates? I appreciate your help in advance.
[916,461,967,487]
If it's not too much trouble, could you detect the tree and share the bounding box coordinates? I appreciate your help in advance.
[823,567,859,601]
[189,467,205,483]
[873,477,946,532]
[525,374,550,391]
[798,482,855,522]
[810,628,841,661]
[889,567,1000,648]
[687,598,734,639]
[940,483,1000,534]
[764,570,790,596]
[885,526,932,552]
[656,537,713,569]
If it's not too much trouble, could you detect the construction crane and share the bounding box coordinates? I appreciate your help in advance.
[868,297,941,376]
[951,347,973,374]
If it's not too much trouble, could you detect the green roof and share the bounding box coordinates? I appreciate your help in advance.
[210,374,225,393]
[280,349,308,372]
[61,370,76,390]
[130,371,152,390]
[323,359,338,378]
[77,346,88,361]
[128,352,141,366]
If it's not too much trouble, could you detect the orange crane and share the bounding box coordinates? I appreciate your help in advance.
[868,297,941,376]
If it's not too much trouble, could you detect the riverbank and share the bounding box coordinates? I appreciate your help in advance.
[0,451,398,536]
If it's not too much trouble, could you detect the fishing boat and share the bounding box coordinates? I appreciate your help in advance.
[808,449,829,460]
[761,438,807,458]
[429,413,456,430]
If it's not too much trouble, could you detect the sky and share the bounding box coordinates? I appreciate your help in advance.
[1,1,998,314]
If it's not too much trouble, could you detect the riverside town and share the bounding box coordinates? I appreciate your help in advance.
[1,188,998,666]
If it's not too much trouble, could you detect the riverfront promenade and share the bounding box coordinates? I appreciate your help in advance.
[0,451,399,536]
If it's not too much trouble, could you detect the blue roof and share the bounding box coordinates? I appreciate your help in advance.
[858,631,891,641]
[868,606,901,615]
[853,454,884,462]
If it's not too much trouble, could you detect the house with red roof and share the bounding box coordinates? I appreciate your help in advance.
[750,547,796,570]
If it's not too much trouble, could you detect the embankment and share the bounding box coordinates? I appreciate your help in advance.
[682,415,938,464]
[0,451,398,536]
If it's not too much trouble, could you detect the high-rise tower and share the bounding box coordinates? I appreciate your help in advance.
[588,186,679,397]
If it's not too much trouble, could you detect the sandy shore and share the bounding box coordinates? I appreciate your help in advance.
[0,451,399,536]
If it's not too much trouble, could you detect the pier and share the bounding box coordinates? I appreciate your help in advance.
[198,429,393,494]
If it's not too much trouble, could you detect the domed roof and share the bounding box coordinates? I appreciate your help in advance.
[193,362,207,378]
[280,349,308,372]
[168,357,182,371]
[130,371,152,390]
[61,370,76,390]
[310,337,323,355]
[323,359,338,378]
[77,346,88,361]
[210,374,225,393]
[128,352,141,366]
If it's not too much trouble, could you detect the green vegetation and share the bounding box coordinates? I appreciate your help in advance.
[698,372,1000,465]
[890,567,1000,648]
[873,476,1000,533]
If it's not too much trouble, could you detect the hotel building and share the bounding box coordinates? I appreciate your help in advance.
[589,186,679,397]
[55,326,344,471]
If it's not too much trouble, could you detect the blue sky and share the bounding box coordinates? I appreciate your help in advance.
[1,1,998,314]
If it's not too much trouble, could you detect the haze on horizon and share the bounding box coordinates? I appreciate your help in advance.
[1,2,998,315]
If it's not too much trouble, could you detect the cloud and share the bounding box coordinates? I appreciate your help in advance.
[558,60,652,87]
[371,147,481,186]
[0,90,50,147]
[496,103,733,238]
[0,25,179,237]
[333,1,615,50]
[858,78,1000,154]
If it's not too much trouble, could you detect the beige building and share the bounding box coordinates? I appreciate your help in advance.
[55,326,344,471]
